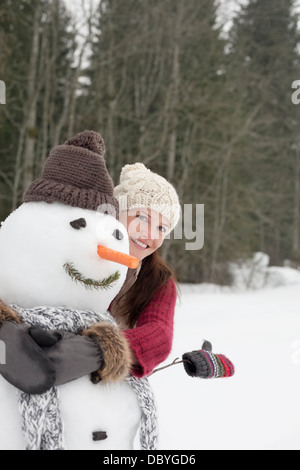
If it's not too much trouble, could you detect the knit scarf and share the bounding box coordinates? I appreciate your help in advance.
[12,305,158,451]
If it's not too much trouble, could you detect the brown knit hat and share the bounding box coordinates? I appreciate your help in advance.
[24,130,119,214]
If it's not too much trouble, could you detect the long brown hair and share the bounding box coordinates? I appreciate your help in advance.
[119,250,177,328]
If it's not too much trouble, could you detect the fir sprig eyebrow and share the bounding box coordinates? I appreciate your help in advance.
[63,263,120,290]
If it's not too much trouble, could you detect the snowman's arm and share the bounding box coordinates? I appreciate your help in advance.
[0,300,22,325]
[0,302,58,394]
[80,322,132,383]
[0,321,57,394]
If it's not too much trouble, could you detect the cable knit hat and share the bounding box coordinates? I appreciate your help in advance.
[114,163,180,232]
[24,130,119,214]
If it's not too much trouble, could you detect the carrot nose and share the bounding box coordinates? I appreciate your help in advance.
[97,245,139,270]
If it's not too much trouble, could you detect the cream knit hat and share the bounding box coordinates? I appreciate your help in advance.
[114,163,181,232]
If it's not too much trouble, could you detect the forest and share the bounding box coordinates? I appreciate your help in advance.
[1,0,300,284]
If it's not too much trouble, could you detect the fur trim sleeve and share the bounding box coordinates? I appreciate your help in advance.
[80,322,132,383]
[0,300,22,325]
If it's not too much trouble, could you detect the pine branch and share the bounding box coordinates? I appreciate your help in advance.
[63,263,120,290]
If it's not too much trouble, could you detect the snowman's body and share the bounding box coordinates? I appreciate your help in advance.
[0,375,141,450]
[0,202,142,450]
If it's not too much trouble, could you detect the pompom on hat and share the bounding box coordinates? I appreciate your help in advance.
[24,130,119,215]
[114,163,181,233]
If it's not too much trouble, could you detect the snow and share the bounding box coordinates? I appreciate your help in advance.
[148,267,300,450]
[229,252,300,290]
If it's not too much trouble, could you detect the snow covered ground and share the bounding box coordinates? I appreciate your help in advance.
[147,262,300,450]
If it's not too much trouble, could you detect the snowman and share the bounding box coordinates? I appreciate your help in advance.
[0,131,157,450]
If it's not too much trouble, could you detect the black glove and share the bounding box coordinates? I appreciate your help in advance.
[0,321,56,394]
[29,327,104,386]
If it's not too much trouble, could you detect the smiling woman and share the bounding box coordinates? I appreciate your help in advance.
[106,162,181,377]
[119,208,171,261]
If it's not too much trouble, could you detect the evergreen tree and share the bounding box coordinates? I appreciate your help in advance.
[227,0,300,266]
[0,0,79,217]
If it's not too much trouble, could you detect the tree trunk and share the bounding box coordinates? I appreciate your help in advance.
[22,4,41,194]
[167,42,180,182]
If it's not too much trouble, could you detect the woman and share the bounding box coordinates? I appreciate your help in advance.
[0,162,181,390]
[104,162,180,378]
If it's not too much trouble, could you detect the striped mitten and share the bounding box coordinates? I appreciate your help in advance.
[182,341,234,379]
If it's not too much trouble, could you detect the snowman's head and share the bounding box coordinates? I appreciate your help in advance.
[0,202,136,313]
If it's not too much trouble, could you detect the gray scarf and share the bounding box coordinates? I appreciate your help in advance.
[13,305,158,450]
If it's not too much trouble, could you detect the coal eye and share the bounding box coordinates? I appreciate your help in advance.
[70,218,87,230]
[112,229,124,240]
